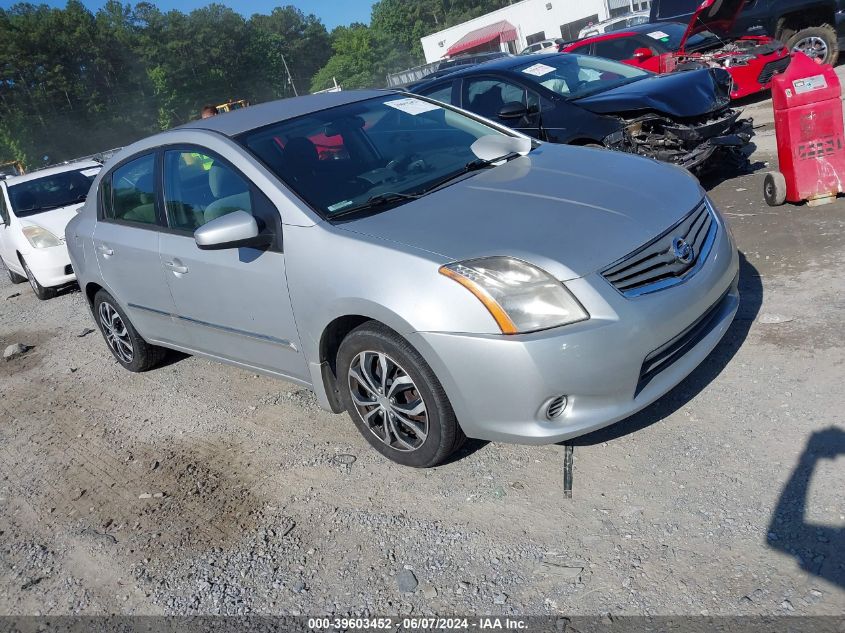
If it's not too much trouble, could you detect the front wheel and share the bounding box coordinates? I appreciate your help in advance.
[93,289,166,372]
[337,322,464,467]
[21,257,56,300]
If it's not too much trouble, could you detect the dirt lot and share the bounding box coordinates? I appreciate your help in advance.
[1,104,844,617]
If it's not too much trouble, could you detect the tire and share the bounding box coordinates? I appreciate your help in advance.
[785,24,839,65]
[764,171,787,206]
[20,257,56,300]
[336,321,464,468]
[92,289,167,372]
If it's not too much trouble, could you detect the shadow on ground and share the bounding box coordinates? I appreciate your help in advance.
[573,251,763,446]
[767,426,845,589]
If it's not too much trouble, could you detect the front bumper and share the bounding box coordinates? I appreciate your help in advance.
[409,212,739,445]
[619,110,753,172]
[22,244,75,288]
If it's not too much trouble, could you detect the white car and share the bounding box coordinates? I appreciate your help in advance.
[519,39,558,54]
[577,11,650,39]
[0,160,101,299]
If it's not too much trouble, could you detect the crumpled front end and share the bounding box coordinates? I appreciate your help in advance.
[606,107,754,172]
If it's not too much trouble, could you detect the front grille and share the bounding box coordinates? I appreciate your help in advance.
[635,288,731,396]
[757,55,791,85]
[64,264,73,275]
[602,200,717,297]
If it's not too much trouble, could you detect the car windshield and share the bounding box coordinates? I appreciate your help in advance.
[8,167,100,218]
[641,22,720,50]
[238,94,520,219]
[514,54,650,99]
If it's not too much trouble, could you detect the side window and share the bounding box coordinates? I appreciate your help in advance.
[0,189,9,224]
[594,37,642,61]
[107,154,159,225]
[463,78,526,119]
[418,83,454,105]
[163,150,253,232]
[568,42,593,54]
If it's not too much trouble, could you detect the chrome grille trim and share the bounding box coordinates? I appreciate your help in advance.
[601,200,718,298]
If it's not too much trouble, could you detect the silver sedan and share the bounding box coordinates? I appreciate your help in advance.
[66,90,739,467]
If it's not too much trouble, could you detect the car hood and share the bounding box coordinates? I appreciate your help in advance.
[336,144,703,281]
[18,203,83,237]
[680,0,746,49]
[574,68,732,118]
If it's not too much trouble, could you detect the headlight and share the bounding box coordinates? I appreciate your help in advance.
[22,225,62,248]
[724,53,755,67]
[439,257,589,334]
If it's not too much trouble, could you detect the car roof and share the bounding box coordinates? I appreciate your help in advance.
[576,20,683,42]
[178,89,395,137]
[413,53,561,89]
[2,160,101,187]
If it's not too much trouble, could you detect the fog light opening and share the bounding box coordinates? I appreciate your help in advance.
[546,395,568,420]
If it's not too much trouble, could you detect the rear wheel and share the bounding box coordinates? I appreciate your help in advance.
[21,257,56,300]
[764,171,787,206]
[93,289,166,372]
[337,322,464,468]
[785,24,839,65]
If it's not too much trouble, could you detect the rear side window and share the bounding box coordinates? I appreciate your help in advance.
[418,83,454,105]
[105,154,158,225]
[163,150,253,232]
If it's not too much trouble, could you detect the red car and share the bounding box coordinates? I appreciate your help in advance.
[560,0,791,99]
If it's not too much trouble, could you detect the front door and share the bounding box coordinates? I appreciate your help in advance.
[461,77,542,139]
[0,188,18,272]
[158,148,307,381]
[93,152,184,345]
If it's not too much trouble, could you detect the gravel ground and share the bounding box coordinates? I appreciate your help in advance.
[0,125,843,617]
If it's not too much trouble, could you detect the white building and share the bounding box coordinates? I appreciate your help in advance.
[420,0,650,63]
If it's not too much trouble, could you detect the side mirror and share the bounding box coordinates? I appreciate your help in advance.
[498,101,529,119]
[194,210,271,250]
[632,47,654,61]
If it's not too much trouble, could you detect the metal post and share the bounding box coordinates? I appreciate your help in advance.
[563,443,574,499]
[280,53,298,97]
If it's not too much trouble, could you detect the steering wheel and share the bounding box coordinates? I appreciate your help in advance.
[386,153,426,174]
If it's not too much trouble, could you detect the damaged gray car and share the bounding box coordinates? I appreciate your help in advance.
[412,52,753,172]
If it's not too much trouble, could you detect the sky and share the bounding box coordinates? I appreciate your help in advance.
[0,0,378,29]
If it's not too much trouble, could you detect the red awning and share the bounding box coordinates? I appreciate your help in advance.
[446,20,518,57]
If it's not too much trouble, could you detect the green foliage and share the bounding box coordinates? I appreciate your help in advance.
[0,1,331,166]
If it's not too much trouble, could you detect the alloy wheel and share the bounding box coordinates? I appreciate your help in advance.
[792,36,828,62]
[347,350,429,452]
[98,301,134,363]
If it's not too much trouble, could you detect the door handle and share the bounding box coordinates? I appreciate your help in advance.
[97,245,114,257]
[164,260,189,274]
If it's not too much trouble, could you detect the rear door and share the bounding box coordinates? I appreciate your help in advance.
[93,152,185,345]
[157,146,307,381]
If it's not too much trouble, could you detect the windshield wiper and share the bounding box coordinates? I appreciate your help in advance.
[26,195,87,214]
[415,151,523,196]
[330,191,422,219]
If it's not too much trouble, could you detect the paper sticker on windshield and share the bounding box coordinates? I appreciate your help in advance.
[384,98,441,115]
[793,74,827,94]
[647,30,669,39]
[80,168,100,177]
[327,200,353,212]
[521,63,556,77]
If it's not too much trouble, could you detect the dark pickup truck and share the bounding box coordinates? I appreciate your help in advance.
[650,0,845,64]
